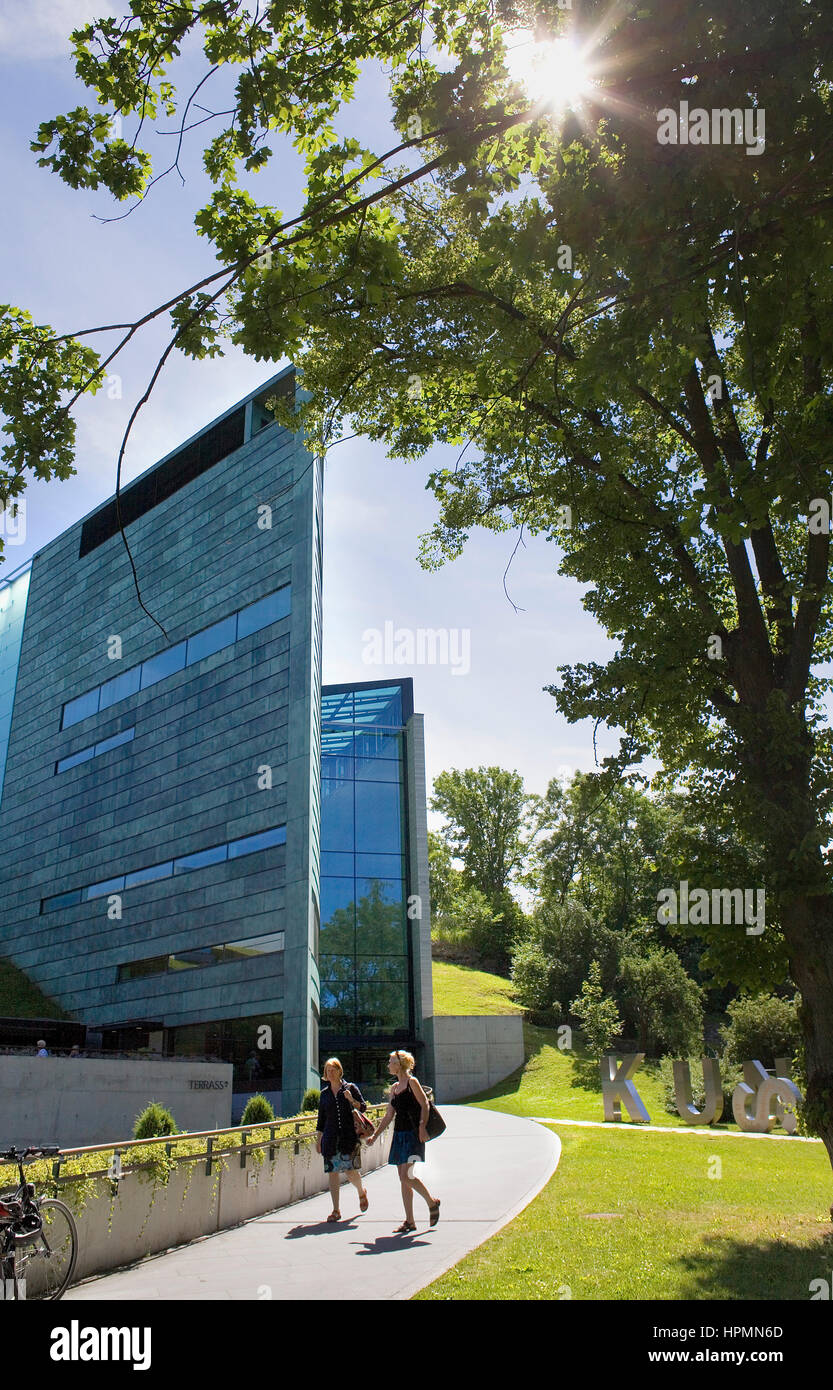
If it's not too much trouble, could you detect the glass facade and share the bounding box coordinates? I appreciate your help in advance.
[117,930,285,981]
[319,683,416,1088]
[0,563,32,804]
[166,1012,283,1093]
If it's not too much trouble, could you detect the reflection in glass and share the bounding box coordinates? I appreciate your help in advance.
[355,781,401,852]
[140,641,187,690]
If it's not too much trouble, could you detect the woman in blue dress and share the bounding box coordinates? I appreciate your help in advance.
[367,1049,440,1233]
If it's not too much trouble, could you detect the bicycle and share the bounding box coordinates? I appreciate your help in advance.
[0,1147,78,1300]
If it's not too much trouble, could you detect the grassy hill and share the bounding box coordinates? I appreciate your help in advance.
[0,957,71,1020]
[432,957,707,1128]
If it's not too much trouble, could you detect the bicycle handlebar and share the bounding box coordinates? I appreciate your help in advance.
[0,1146,60,1161]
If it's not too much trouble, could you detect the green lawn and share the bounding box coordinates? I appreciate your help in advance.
[431,958,522,1016]
[425,958,833,1299]
[416,1125,833,1300]
[432,958,691,1127]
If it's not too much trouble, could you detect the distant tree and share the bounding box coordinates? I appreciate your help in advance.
[510,937,557,1016]
[619,949,704,1056]
[427,830,462,919]
[570,961,623,1055]
[431,767,530,907]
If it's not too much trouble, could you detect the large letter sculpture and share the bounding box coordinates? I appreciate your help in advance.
[732,1060,802,1134]
[673,1057,723,1125]
[601,1053,650,1123]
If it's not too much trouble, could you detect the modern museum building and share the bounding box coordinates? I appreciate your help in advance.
[0,367,433,1113]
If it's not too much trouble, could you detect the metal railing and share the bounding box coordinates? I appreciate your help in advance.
[7,1107,388,1187]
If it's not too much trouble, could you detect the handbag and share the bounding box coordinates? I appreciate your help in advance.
[424,1090,446,1141]
[344,1084,374,1140]
[412,1081,446,1141]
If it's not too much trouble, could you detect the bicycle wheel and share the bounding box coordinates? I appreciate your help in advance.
[17,1199,78,1300]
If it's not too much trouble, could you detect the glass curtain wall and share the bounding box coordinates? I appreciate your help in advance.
[320,684,414,1091]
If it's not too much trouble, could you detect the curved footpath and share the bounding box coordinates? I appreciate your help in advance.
[65,1107,560,1302]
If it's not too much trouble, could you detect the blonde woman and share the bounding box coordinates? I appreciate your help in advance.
[367,1049,440,1233]
[315,1058,369,1222]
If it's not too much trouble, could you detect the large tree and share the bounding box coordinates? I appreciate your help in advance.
[5,2,833,1189]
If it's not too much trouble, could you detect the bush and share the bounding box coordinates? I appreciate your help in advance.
[240,1093,275,1125]
[510,938,555,1013]
[720,992,801,1069]
[301,1088,321,1112]
[618,948,704,1055]
[570,960,622,1055]
[133,1101,178,1139]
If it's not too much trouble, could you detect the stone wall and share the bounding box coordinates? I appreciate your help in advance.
[426,1014,525,1102]
[0,1056,233,1147]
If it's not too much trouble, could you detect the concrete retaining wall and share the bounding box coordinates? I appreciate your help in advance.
[0,1057,233,1147]
[427,1014,525,1102]
[64,1126,392,1286]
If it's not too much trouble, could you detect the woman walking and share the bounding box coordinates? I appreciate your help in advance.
[315,1058,369,1222]
[367,1050,440,1234]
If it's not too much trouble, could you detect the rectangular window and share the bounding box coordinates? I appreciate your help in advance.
[321,851,354,877]
[173,844,228,874]
[124,861,172,888]
[96,728,135,755]
[228,826,286,858]
[118,955,170,981]
[98,666,141,711]
[41,889,82,913]
[186,614,237,666]
[61,688,100,729]
[355,757,401,783]
[169,945,225,971]
[140,641,187,690]
[56,746,96,774]
[84,876,125,901]
[236,586,291,639]
[223,932,285,960]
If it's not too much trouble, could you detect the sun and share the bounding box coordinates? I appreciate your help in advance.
[504,29,596,111]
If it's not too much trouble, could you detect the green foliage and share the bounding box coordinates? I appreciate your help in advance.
[133,1102,178,1140]
[511,937,558,1015]
[570,961,622,1056]
[240,1093,276,1125]
[619,949,704,1056]
[431,766,531,909]
[513,898,619,1018]
[301,1088,321,1112]
[720,993,801,1069]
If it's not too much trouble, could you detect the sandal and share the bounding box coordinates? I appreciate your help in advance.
[326,1210,341,1223]
[359,1190,369,1212]
[428,1199,441,1228]
[394,1221,416,1233]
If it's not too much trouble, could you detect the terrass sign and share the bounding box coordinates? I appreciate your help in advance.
[601,1054,802,1133]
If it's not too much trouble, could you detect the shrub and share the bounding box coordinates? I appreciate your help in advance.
[720,992,801,1069]
[570,960,622,1054]
[510,938,555,1013]
[301,1088,321,1112]
[133,1101,178,1139]
[618,948,704,1055]
[240,1093,275,1125]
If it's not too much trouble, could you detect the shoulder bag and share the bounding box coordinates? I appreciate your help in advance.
[344,1083,374,1140]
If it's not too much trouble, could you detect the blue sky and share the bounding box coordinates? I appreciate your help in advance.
[0,1,621,805]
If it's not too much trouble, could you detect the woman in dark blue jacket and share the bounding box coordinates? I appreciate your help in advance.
[315,1057,369,1222]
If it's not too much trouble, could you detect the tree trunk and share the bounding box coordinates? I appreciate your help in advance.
[779,893,833,1211]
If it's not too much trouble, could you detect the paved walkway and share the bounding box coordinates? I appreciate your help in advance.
[65,1107,560,1301]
